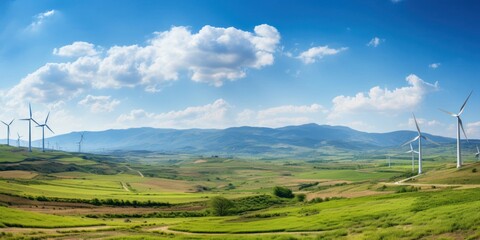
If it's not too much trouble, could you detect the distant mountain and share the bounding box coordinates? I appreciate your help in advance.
[36,124,456,156]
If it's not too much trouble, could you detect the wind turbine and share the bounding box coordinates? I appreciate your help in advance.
[475,145,480,161]
[36,112,54,152]
[17,133,22,147]
[439,91,472,168]
[402,114,438,174]
[20,104,39,152]
[78,133,84,153]
[1,119,14,146]
[406,143,419,173]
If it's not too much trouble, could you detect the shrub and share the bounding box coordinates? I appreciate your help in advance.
[273,186,294,198]
[296,193,306,202]
[472,168,477,173]
[210,196,234,216]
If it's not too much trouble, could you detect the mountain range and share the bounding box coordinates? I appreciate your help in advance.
[30,123,457,157]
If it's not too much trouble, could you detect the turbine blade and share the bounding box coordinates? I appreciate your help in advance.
[45,112,50,124]
[459,118,469,142]
[29,103,32,118]
[46,125,54,134]
[402,135,420,146]
[477,145,479,153]
[439,108,457,117]
[31,118,40,125]
[1,121,6,126]
[458,90,473,116]
[9,119,14,125]
[423,135,440,145]
[20,118,30,121]
[412,113,421,134]
[476,153,480,157]
[409,143,414,151]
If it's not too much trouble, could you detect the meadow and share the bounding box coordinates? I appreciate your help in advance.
[0,145,479,239]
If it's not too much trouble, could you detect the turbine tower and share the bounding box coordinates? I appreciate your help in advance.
[20,104,39,152]
[439,91,472,168]
[78,133,84,153]
[1,119,14,146]
[406,143,418,173]
[403,114,438,174]
[36,112,54,152]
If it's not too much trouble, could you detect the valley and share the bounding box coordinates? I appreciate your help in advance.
[0,145,479,239]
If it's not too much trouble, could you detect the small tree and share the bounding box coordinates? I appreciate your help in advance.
[273,186,294,198]
[210,196,234,216]
[296,193,306,202]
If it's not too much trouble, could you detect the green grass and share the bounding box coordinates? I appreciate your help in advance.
[0,206,103,228]
[295,169,401,181]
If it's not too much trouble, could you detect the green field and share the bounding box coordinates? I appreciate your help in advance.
[0,146,479,239]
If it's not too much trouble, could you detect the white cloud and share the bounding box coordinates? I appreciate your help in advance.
[329,74,438,119]
[466,121,480,139]
[117,99,232,129]
[53,42,99,57]
[237,104,327,127]
[408,117,442,128]
[27,10,56,31]
[429,63,441,69]
[297,46,347,64]
[78,95,120,113]
[367,37,384,47]
[6,24,280,108]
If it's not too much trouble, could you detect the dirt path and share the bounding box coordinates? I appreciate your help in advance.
[126,166,144,178]
[384,175,480,189]
[147,225,328,236]
[120,181,130,192]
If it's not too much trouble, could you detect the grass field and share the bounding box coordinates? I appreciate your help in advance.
[1,145,479,239]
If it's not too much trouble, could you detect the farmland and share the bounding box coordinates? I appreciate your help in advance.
[0,145,479,239]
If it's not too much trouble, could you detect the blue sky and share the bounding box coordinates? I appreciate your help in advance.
[0,0,480,140]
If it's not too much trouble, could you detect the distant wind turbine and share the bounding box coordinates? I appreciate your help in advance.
[1,119,14,146]
[406,143,419,173]
[78,133,84,153]
[17,133,22,147]
[403,114,438,174]
[439,91,472,168]
[20,104,39,152]
[475,145,480,160]
[36,112,54,152]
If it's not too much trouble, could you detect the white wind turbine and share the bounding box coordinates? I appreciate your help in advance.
[439,91,472,168]
[403,114,438,174]
[78,133,84,153]
[406,143,419,173]
[17,133,22,147]
[1,119,14,146]
[475,145,480,161]
[36,112,54,152]
[20,104,39,152]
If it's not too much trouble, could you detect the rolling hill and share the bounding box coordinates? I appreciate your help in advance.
[36,123,456,156]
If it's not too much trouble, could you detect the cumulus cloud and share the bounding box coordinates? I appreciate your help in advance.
[408,117,442,128]
[466,121,480,139]
[367,37,384,47]
[53,42,99,57]
[329,74,438,118]
[429,63,441,69]
[6,24,280,107]
[237,104,327,127]
[27,10,56,31]
[78,95,120,113]
[117,99,232,129]
[297,46,347,64]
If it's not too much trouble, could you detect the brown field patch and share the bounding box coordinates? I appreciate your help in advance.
[0,170,38,179]
[194,159,207,164]
[306,190,389,200]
